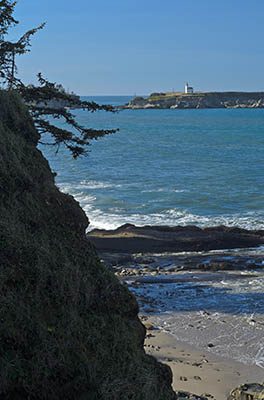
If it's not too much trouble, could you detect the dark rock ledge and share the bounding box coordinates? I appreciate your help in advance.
[87,223,264,254]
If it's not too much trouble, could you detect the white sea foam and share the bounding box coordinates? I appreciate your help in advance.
[55,177,264,232]
[255,347,264,368]
[58,180,121,191]
[79,180,122,189]
[85,209,264,232]
[164,209,264,230]
[142,188,186,193]
[86,208,264,232]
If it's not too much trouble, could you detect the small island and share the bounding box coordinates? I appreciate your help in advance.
[123,83,264,110]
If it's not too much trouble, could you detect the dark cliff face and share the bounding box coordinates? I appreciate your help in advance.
[0,92,176,400]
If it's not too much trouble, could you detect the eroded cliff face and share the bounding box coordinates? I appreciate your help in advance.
[124,91,264,109]
[0,92,176,400]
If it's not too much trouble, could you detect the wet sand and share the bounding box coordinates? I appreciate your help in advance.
[141,315,264,400]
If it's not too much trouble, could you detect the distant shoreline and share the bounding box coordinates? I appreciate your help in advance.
[121,91,264,110]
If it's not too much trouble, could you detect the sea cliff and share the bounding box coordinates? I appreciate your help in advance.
[123,91,264,109]
[0,91,176,400]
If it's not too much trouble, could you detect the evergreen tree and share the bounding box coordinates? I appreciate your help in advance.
[0,0,118,158]
[0,1,45,90]
[19,74,118,158]
[0,0,17,37]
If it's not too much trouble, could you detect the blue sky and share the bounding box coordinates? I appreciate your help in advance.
[11,0,264,95]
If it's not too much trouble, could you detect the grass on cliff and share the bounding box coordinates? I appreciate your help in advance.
[0,91,176,400]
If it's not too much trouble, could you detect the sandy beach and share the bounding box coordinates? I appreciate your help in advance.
[141,314,264,400]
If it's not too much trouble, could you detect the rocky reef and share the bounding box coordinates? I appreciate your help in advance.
[88,223,264,254]
[0,91,176,399]
[123,91,264,109]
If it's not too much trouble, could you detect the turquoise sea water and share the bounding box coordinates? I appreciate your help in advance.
[40,95,264,231]
[39,96,264,366]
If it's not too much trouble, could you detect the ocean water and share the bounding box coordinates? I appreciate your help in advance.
[39,96,264,367]
[39,96,264,232]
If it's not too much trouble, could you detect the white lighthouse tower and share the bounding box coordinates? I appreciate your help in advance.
[185,82,194,94]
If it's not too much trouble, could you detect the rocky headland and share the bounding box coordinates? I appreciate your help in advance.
[122,91,264,109]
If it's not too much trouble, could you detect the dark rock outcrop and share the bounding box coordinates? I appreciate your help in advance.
[88,223,264,254]
[228,383,264,399]
[175,392,208,400]
[0,92,176,399]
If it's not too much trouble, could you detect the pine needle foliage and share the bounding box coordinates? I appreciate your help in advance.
[19,74,118,158]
